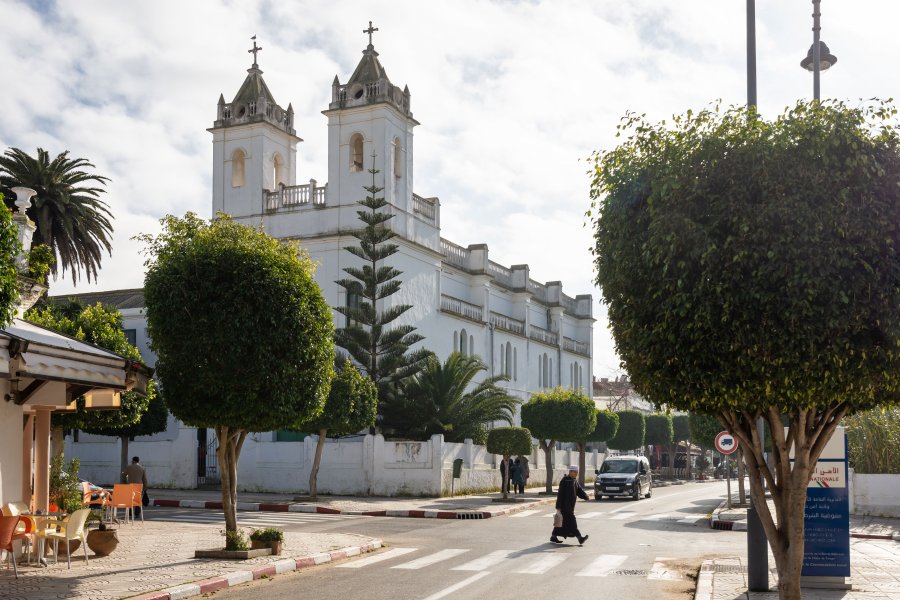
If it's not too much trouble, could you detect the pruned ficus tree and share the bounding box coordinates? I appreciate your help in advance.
[672,414,691,478]
[520,388,596,492]
[297,360,377,499]
[645,413,673,474]
[589,100,900,600]
[140,213,335,534]
[486,427,532,499]
[581,409,619,484]
[607,410,645,452]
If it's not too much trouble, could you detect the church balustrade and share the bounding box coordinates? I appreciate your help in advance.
[561,294,578,315]
[563,336,590,356]
[441,294,483,322]
[265,182,326,210]
[529,325,558,346]
[487,261,514,287]
[412,193,436,223]
[490,311,524,335]
[527,279,549,302]
[440,239,470,269]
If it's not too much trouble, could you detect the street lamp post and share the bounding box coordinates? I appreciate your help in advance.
[800,0,838,100]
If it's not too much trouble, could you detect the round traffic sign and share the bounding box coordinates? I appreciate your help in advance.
[715,431,738,455]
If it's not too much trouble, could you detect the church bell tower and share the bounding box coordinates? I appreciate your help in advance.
[209,37,302,219]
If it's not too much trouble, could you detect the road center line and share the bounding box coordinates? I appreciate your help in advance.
[420,571,491,600]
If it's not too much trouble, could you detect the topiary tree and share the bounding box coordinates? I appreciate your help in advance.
[589,100,900,600]
[672,414,691,478]
[689,412,721,479]
[645,413,673,473]
[578,409,619,484]
[520,388,596,493]
[296,360,377,499]
[140,213,335,534]
[486,427,533,499]
[607,410,645,452]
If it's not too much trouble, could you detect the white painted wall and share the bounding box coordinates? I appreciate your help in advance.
[66,430,603,497]
[850,470,900,518]
[0,381,23,507]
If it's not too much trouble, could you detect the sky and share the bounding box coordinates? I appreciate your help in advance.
[1,0,897,380]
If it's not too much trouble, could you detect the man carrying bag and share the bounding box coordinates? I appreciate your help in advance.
[550,465,589,545]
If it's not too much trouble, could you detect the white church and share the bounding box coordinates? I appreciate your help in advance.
[61,31,596,493]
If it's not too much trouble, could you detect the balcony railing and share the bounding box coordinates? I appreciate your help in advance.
[527,278,548,302]
[490,312,525,335]
[412,194,437,224]
[441,294,483,322]
[440,239,469,270]
[487,261,514,288]
[265,183,326,211]
[563,336,590,356]
[529,325,558,346]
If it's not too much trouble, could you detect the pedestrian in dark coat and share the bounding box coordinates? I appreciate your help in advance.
[551,465,589,545]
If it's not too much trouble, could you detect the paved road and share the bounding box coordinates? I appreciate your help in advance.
[190,481,742,600]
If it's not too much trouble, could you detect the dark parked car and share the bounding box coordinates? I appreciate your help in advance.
[594,456,652,501]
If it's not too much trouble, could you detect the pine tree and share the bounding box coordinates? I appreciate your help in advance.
[334,160,429,423]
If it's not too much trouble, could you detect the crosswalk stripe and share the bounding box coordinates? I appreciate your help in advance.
[510,510,541,518]
[392,549,469,570]
[578,511,604,519]
[643,514,670,521]
[648,557,682,580]
[514,552,569,575]
[451,549,514,571]
[679,517,703,524]
[337,547,418,568]
[575,554,628,577]
[421,572,491,600]
[609,512,636,520]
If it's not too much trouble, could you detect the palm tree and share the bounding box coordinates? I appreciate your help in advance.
[390,352,520,443]
[0,147,113,284]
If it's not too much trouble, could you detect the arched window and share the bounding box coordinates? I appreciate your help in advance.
[542,354,549,388]
[393,137,402,178]
[460,329,468,355]
[231,149,245,188]
[273,153,285,188]
[549,358,553,387]
[453,331,459,353]
[469,335,474,357]
[570,363,574,387]
[513,348,517,382]
[350,133,364,172]
[505,342,512,377]
[499,343,505,374]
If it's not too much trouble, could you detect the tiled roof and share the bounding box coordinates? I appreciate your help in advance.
[49,288,145,310]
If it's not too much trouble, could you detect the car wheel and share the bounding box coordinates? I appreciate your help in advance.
[645,483,652,498]
[632,486,640,501]
[595,494,602,501]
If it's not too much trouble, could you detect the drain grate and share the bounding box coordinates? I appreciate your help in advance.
[456,512,485,519]
[613,569,649,576]
[713,564,747,573]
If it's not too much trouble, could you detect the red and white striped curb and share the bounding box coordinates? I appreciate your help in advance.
[708,502,896,540]
[151,498,553,519]
[127,540,382,600]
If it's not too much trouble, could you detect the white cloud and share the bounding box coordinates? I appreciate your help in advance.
[1,0,897,379]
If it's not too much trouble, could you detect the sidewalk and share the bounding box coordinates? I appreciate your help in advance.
[148,486,559,519]
[0,520,380,600]
[700,497,900,599]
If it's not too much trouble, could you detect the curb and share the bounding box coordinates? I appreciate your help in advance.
[693,560,714,600]
[152,497,554,520]
[126,539,382,600]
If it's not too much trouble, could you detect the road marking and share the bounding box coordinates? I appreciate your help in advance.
[679,517,703,524]
[608,504,634,514]
[420,571,491,600]
[510,510,541,518]
[643,513,670,521]
[648,557,683,580]
[514,552,569,574]
[575,554,628,577]
[337,547,418,568]
[609,512,636,520]
[393,549,469,570]
[451,549,514,571]
[578,511,604,519]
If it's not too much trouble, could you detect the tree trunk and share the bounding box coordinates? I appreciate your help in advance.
[686,439,692,480]
[667,443,677,479]
[737,447,746,504]
[576,442,586,486]
[119,436,130,482]
[52,426,65,458]
[719,404,849,600]
[309,429,327,500]
[501,455,509,499]
[215,426,248,534]
[540,440,554,493]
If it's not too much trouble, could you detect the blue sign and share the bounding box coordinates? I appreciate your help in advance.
[800,430,850,578]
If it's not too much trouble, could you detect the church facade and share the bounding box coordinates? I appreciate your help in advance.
[205,34,594,404]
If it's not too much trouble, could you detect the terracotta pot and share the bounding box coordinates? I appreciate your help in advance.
[250,539,268,550]
[54,538,81,556]
[270,541,283,556]
[86,529,119,556]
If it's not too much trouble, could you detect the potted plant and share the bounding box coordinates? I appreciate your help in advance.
[249,527,284,555]
[85,510,119,556]
[48,455,85,556]
[695,455,710,480]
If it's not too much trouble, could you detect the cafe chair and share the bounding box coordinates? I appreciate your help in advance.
[35,508,91,568]
[0,515,21,578]
[129,483,144,524]
[107,484,133,524]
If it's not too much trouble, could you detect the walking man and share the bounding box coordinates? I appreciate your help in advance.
[550,465,589,545]
[123,456,149,517]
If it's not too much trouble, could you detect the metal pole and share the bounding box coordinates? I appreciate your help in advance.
[812,0,821,100]
[725,452,731,509]
[746,1,769,590]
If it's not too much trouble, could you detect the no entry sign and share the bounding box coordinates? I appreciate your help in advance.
[715,431,738,455]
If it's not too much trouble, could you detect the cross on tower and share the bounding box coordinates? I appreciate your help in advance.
[363,21,378,46]
[248,35,262,67]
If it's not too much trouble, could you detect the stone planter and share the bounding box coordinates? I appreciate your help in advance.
[251,539,283,555]
[86,529,119,556]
